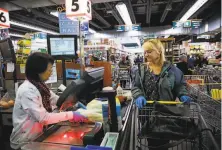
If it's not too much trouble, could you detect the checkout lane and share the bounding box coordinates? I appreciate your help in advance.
[0,67,133,150]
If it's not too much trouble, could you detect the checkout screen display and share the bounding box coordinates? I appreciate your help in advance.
[50,38,75,56]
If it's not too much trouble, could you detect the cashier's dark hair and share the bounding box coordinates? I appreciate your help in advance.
[25,52,54,81]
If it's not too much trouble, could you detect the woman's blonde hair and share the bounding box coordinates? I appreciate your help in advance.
[142,39,166,66]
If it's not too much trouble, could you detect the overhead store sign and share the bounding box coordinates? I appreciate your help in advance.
[66,0,92,20]
[59,13,89,35]
[0,8,10,29]
[59,13,79,35]
[172,19,202,29]
[191,20,202,29]
[115,24,141,32]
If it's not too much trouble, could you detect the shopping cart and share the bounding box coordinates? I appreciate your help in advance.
[184,75,222,101]
[187,84,221,146]
[134,101,220,150]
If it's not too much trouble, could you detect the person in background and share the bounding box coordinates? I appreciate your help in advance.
[187,55,195,69]
[134,54,141,64]
[176,55,190,75]
[132,39,192,150]
[118,55,131,88]
[195,55,208,68]
[10,53,87,150]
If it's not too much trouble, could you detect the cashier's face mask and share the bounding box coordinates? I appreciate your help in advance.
[39,63,53,81]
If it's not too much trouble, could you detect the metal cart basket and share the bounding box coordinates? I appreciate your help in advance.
[133,101,220,150]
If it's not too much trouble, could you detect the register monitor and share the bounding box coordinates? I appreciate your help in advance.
[56,67,105,108]
[47,35,78,59]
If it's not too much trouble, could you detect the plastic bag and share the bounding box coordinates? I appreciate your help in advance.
[77,108,103,123]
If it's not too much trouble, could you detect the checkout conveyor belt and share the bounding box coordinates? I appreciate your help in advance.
[22,100,134,150]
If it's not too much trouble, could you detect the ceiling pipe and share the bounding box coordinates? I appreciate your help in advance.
[160,0,173,23]
[89,21,104,30]
[104,3,124,25]
[10,13,59,31]
[31,9,58,23]
[92,9,111,27]
[146,0,153,24]
[132,0,183,7]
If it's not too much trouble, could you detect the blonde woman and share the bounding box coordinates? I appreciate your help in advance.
[131,39,192,149]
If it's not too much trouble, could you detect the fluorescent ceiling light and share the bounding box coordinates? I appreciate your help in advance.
[116,3,132,25]
[10,20,59,35]
[50,12,59,17]
[9,33,24,38]
[180,0,208,22]
[89,28,96,34]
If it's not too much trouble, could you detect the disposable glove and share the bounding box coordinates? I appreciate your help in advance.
[72,112,88,123]
[135,96,146,109]
[180,96,192,104]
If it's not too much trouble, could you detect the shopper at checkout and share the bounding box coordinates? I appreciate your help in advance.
[10,53,87,150]
[131,39,192,150]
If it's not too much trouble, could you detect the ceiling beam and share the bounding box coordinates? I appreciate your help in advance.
[174,0,195,20]
[104,3,124,25]
[146,0,153,24]
[124,0,136,24]
[160,0,173,23]
[10,13,59,31]
[92,9,111,27]
[89,21,104,30]
[31,9,58,23]
[132,0,183,7]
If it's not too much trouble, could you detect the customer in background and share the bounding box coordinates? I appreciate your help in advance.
[195,55,208,68]
[176,55,190,75]
[132,39,192,150]
[118,55,131,88]
[10,53,87,150]
[187,55,195,69]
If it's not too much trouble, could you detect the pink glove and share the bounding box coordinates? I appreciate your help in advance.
[71,112,88,123]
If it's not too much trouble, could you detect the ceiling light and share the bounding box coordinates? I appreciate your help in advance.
[180,0,208,22]
[9,33,24,38]
[10,20,59,35]
[89,28,96,34]
[50,12,59,17]
[116,3,132,25]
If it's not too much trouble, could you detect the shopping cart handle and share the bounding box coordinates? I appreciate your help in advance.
[147,101,183,104]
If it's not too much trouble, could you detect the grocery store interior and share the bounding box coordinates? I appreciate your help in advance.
[0,0,221,150]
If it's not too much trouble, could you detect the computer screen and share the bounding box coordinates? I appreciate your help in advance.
[56,67,104,108]
[47,35,77,59]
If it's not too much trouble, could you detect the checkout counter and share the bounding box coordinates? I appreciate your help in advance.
[0,67,134,150]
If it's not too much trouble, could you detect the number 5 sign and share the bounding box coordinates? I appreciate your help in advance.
[66,0,92,20]
[0,8,10,29]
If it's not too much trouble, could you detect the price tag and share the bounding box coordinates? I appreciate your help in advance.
[66,0,92,20]
[0,8,10,29]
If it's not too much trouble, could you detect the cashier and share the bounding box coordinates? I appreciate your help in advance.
[10,52,87,150]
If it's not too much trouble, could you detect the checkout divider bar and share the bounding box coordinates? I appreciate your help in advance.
[116,99,134,150]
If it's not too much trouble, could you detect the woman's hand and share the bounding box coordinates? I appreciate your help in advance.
[136,96,146,109]
[71,112,88,123]
[180,96,192,104]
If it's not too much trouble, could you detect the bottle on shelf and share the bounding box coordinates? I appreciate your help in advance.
[116,83,123,96]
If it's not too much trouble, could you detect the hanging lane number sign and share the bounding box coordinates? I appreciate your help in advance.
[0,8,10,29]
[66,0,92,20]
